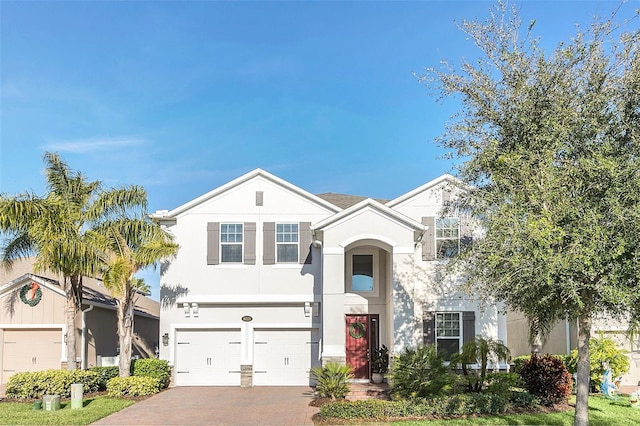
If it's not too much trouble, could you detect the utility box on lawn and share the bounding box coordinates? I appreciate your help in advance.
[43,394,61,411]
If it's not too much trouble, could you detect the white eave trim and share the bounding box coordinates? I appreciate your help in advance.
[0,274,66,298]
[176,294,321,304]
[311,198,424,232]
[386,174,468,208]
[152,168,342,219]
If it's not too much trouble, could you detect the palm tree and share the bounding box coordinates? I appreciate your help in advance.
[0,152,147,370]
[96,218,178,376]
[450,336,510,392]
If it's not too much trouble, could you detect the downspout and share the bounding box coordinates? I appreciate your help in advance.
[81,304,94,370]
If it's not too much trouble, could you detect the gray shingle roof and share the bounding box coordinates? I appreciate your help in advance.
[316,193,389,209]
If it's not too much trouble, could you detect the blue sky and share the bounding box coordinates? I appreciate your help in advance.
[1,1,637,299]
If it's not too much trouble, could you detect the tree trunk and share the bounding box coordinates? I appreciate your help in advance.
[118,290,135,377]
[65,275,82,371]
[65,296,77,370]
[574,312,592,426]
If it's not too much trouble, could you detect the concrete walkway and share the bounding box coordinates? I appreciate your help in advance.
[91,386,319,426]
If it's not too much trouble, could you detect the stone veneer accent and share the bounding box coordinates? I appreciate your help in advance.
[322,356,346,365]
[240,365,253,387]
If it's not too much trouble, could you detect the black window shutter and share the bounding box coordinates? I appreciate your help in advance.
[207,222,220,265]
[423,311,436,345]
[462,311,476,345]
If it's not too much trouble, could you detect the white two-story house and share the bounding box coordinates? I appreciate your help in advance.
[153,169,507,387]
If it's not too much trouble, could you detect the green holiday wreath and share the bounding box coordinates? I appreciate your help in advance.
[349,321,366,339]
[20,283,42,307]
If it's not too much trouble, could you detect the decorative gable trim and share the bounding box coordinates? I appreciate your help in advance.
[386,174,467,209]
[156,169,341,218]
[0,274,66,299]
[312,198,424,234]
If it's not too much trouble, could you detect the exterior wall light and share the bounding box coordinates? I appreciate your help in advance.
[162,333,169,346]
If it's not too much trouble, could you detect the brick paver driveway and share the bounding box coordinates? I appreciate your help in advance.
[92,386,319,425]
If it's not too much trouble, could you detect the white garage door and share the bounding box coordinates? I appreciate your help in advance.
[253,328,319,386]
[174,329,241,386]
[2,329,62,384]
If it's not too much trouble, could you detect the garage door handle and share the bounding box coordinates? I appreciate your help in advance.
[229,370,241,373]
[229,341,241,344]
[176,371,189,374]
[255,341,267,344]
[254,371,267,374]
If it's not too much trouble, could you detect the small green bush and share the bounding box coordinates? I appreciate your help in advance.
[5,370,101,399]
[510,390,540,408]
[565,334,629,392]
[511,355,532,374]
[520,354,572,406]
[88,366,120,390]
[310,362,353,400]
[390,345,456,399]
[106,376,162,397]
[484,372,521,395]
[131,358,171,389]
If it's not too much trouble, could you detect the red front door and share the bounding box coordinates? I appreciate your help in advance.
[346,315,369,379]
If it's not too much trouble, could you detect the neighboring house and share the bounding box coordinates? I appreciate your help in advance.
[153,169,507,387]
[507,313,640,387]
[0,257,160,385]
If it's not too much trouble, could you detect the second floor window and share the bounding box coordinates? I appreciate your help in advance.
[276,223,299,263]
[436,217,459,258]
[221,223,243,262]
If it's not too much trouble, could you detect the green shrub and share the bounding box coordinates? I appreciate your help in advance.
[317,393,515,420]
[106,376,162,397]
[520,354,572,406]
[131,358,171,389]
[5,370,101,399]
[310,362,353,400]
[390,345,456,399]
[484,372,521,395]
[565,334,629,392]
[88,366,120,390]
[511,355,532,374]
[510,390,540,408]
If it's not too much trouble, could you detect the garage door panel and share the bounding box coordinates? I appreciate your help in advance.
[253,329,319,386]
[175,329,241,386]
[2,329,62,384]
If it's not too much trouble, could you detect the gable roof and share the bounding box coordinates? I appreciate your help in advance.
[0,258,159,318]
[316,193,389,209]
[311,198,424,235]
[152,168,342,219]
[385,173,466,208]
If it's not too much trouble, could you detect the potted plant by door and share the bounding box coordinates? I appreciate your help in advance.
[371,345,389,384]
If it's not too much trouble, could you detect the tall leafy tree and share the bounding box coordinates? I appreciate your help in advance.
[96,218,178,377]
[0,152,147,370]
[422,3,640,425]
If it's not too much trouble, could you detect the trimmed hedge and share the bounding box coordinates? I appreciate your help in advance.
[131,358,171,389]
[88,366,119,390]
[106,376,162,397]
[317,393,534,420]
[5,370,101,399]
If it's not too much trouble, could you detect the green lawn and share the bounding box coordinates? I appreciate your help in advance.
[321,395,640,426]
[0,395,134,425]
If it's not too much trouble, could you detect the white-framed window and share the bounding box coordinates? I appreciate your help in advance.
[276,223,299,263]
[220,223,243,263]
[347,250,379,296]
[436,217,460,258]
[436,312,462,360]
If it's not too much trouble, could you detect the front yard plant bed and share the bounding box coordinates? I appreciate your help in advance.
[314,392,543,423]
[313,395,640,425]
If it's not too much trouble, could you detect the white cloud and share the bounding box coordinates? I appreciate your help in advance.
[42,137,149,153]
